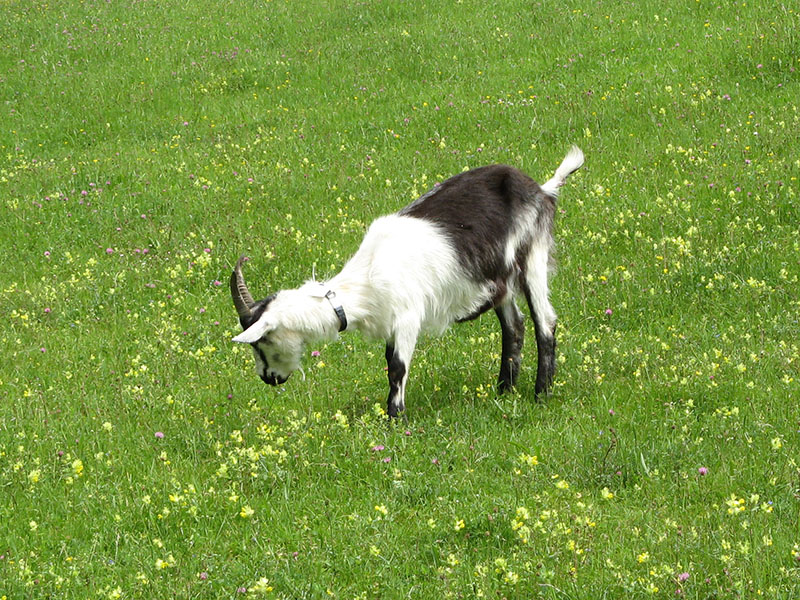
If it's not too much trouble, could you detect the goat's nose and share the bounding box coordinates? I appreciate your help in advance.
[261,373,289,386]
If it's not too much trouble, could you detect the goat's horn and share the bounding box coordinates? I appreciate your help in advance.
[231,256,255,319]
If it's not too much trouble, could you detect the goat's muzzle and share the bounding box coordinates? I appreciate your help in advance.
[261,373,289,386]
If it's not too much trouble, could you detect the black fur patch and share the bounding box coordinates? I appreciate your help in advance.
[399,165,552,283]
[385,344,407,417]
[239,293,277,331]
[496,303,525,392]
[534,332,556,396]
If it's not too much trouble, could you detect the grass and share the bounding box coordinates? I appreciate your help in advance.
[1,0,799,597]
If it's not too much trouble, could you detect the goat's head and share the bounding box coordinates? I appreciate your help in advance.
[230,257,304,386]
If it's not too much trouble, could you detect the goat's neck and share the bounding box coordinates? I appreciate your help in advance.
[269,285,340,344]
[282,261,374,342]
[324,269,374,328]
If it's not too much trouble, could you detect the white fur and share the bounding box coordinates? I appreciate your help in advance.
[525,236,557,333]
[503,204,541,271]
[329,215,493,340]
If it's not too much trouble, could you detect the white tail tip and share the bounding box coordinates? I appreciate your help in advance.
[541,146,584,196]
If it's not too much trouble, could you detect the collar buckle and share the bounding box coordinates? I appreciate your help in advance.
[324,290,347,332]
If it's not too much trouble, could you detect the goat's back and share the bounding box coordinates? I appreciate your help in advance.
[398,165,555,282]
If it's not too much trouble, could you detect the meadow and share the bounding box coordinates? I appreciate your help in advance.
[1,0,799,597]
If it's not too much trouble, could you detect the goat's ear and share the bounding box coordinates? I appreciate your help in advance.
[232,315,275,344]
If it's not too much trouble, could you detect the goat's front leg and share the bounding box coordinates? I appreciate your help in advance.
[495,300,525,393]
[384,326,418,418]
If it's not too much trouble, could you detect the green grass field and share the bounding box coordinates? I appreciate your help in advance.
[2,0,799,597]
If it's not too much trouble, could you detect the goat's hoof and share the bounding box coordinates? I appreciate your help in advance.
[497,380,516,395]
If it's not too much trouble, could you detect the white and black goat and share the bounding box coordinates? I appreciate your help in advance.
[231,146,584,417]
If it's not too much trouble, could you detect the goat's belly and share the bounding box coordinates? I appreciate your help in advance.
[454,278,509,323]
[420,280,496,335]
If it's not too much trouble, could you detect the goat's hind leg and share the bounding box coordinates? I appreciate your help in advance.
[523,250,558,397]
[495,300,525,393]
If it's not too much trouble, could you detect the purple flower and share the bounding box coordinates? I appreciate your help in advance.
[605,308,613,315]
[155,431,165,439]
[311,350,321,357]
[698,467,708,476]
[371,445,385,452]
[106,248,114,255]
[678,572,690,583]
[199,572,209,580]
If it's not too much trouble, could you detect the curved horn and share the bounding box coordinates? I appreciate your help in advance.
[230,256,256,320]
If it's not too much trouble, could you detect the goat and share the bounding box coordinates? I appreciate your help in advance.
[231,146,584,417]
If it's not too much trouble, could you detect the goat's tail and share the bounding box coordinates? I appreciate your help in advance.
[540,146,584,197]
